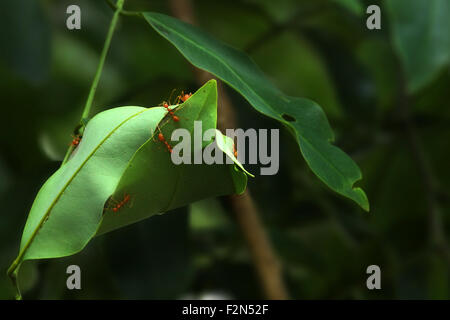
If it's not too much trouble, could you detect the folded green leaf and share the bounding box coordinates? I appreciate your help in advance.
[9,80,250,297]
[143,12,369,211]
[98,80,248,234]
[214,129,254,178]
[12,106,166,266]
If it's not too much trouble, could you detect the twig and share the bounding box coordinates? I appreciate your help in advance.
[61,0,126,166]
[169,0,289,299]
[229,190,288,299]
[106,0,141,17]
[7,1,127,300]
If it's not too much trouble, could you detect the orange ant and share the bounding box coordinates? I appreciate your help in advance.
[177,91,192,103]
[160,90,191,122]
[158,132,173,153]
[70,134,82,147]
[160,89,182,123]
[107,193,131,213]
[233,143,238,158]
[162,102,179,122]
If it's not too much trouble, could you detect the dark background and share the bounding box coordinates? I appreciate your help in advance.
[1,0,449,299]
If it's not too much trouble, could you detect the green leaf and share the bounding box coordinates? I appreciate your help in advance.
[97,80,248,234]
[15,106,166,264]
[142,12,369,211]
[9,80,249,296]
[214,129,254,178]
[386,0,450,93]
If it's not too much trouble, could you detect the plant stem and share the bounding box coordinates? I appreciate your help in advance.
[7,262,22,300]
[6,1,127,300]
[82,0,124,121]
[61,0,125,166]
[106,0,141,17]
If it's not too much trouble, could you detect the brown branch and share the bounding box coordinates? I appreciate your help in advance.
[169,0,289,299]
[228,190,288,299]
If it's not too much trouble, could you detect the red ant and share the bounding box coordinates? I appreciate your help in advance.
[70,134,82,147]
[177,91,192,103]
[108,193,131,213]
[160,89,182,122]
[158,132,173,153]
[162,102,179,122]
[233,143,238,158]
[160,90,192,123]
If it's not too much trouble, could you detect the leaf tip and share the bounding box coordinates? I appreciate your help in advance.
[353,187,370,212]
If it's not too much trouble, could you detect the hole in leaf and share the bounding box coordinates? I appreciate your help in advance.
[282,114,296,122]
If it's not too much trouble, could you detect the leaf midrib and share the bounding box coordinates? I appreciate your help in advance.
[17,109,148,264]
[147,14,357,188]
[147,14,279,118]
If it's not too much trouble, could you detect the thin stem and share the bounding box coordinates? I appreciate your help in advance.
[7,262,22,300]
[106,0,141,17]
[82,0,124,121]
[61,143,74,166]
[7,1,126,300]
[61,0,125,166]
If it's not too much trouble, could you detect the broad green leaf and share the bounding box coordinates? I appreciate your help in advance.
[385,0,450,93]
[142,12,369,211]
[10,80,249,296]
[98,80,248,234]
[15,106,167,264]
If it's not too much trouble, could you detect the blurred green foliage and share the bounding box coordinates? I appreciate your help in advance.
[1,0,450,299]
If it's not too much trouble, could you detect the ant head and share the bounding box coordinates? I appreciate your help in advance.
[181,92,192,102]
